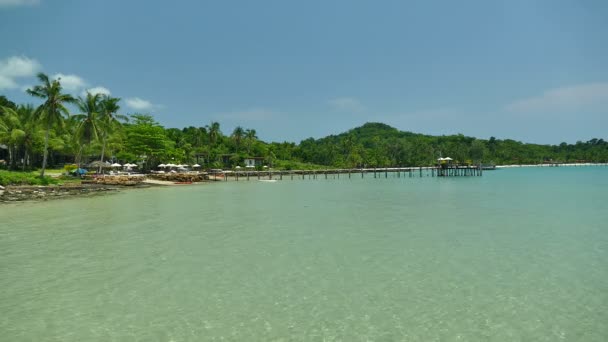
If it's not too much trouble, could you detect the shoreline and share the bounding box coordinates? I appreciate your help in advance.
[2,163,606,203]
[495,162,608,169]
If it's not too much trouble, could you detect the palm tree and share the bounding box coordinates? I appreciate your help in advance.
[231,126,244,153]
[245,128,257,155]
[0,105,39,170]
[207,121,221,147]
[73,92,103,167]
[98,95,126,172]
[27,73,76,177]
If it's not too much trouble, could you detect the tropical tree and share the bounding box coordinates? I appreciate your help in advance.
[26,73,76,177]
[98,95,126,171]
[231,126,244,153]
[73,92,103,166]
[0,105,40,170]
[245,128,257,155]
[207,121,221,147]
[124,114,173,171]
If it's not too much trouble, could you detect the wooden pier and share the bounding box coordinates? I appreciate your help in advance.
[210,165,483,181]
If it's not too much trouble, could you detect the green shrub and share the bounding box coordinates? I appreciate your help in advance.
[0,170,60,186]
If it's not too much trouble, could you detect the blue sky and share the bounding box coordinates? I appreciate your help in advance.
[1,0,607,144]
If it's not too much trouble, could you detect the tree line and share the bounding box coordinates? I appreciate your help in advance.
[2,75,607,177]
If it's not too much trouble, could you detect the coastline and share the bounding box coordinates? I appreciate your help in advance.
[495,162,608,168]
[0,183,126,203]
[2,163,606,203]
[0,173,217,203]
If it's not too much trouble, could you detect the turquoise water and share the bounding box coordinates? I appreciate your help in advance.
[1,167,607,341]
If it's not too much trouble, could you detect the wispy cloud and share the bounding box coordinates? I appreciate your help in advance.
[125,97,160,111]
[328,97,365,112]
[214,108,276,121]
[0,0,40,8]
[506,83,608,113]
[0,55,41,90]
[82,86,111,96]
[52,73,87,92]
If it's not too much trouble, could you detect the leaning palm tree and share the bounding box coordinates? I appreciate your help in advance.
[98,95,126,172]
[231,126,244,153]
[73,92,103,167]
[27,73,76,177]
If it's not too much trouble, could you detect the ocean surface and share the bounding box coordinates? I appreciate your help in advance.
[1,166,607,341]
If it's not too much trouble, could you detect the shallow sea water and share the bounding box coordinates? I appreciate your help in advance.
[1,167,607,341]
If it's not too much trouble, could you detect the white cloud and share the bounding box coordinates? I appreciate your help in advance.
[0,55,41,89]
[126,97,159,111]
[328,97,365,112]
[82,86,111,96]
[0,0,39,8]
[506,83,608,113]
[0,75,17,89]
[52,73,87,91]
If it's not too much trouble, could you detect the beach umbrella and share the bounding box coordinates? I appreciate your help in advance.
[158,164,166,168]
[111,163,122,167]
[437,157,445,161]
[192,164,201,168]
[89,160,111,168]
[444,157,453,161]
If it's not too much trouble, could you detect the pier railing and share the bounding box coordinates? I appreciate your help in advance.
[210,165,483,181]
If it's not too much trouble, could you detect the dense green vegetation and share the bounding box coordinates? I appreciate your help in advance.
[1,75,607,177]
[294,123,608,167]
[0,170,58,186]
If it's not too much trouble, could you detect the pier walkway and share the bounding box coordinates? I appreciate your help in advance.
[213,165,483,181]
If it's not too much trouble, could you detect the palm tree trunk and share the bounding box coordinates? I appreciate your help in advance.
[8,146,13,170]
[99,138,107,174]
[22,148,27,171]
[40,123,50,178]
[76,146,83,168]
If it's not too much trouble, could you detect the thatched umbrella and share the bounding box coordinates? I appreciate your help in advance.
[89,160,112,168]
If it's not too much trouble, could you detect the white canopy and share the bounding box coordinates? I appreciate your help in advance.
[192,164,201,168]
[444,157,453,161]
[158,164,166,167]
[111,163,122,167]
